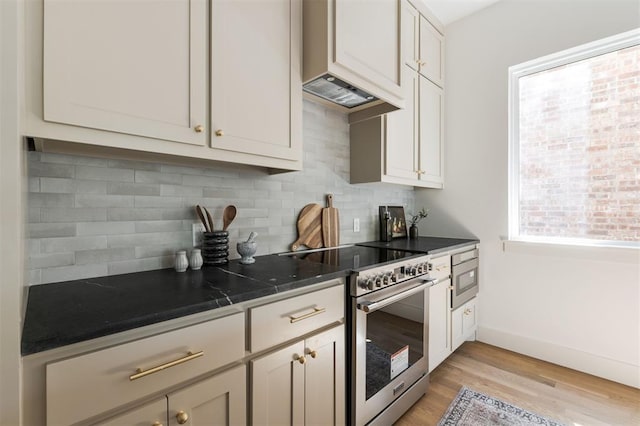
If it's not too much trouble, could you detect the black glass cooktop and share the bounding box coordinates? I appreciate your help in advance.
[283,245,421,271]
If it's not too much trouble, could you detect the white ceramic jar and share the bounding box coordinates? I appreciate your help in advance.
[175,250,188,272]
[189,249,203,270]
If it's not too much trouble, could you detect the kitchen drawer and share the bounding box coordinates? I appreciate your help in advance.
[249,284,344,353]
[46,312,244,426]
[429,255,451,281]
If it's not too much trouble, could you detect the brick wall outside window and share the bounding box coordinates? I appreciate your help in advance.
[517,44,639,242]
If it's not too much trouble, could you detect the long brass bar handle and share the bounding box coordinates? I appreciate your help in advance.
[129,351,204,381]
[289,307,326,324]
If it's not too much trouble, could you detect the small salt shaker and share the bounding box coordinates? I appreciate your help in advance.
[189,249,203,270]
[175,250,188,272]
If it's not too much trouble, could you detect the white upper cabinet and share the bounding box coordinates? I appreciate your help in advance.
[210,0,301,162]
[418,76,444,186]
[25,0,302,171]
[42,0,207,145]
[349,0,444,188]
[303,0,403,116]
[385,66,419,180]
[401,0,420,72]
[419,16,444,87]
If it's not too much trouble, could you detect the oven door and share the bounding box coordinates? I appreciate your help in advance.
[352,277,431,425]
[451,257,479,310]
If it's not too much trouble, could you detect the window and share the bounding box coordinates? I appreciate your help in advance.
[508,29,640,248]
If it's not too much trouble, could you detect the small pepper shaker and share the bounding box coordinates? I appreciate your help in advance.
[175,250,188,272]
[189,249,203,270]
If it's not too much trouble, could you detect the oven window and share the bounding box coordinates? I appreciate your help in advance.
[365,291,425,400]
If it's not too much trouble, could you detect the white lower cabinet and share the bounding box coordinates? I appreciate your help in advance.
[251,324,345,426]
[167,365,246,426]
[96,366,246,426]
[93,398,167,426]
[451,297,478,351]
[428,278,451,373]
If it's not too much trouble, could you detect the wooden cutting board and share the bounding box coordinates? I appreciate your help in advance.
[291,203,324,251]
[322,194,340,247]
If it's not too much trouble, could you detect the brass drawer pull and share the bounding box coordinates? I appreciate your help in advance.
[289,307,326,323]
[129,351,204,381]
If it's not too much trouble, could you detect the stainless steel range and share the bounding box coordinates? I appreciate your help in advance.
[285,244,436,425]
[348,250,435,425]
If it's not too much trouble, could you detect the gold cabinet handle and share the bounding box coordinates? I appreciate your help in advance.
[308,350,318,359]
[294,354,306,364]
[464,308,472,315]
[129,351,204,381]
[289,307,326,323]
[194,125,204,133]
[152,422,163,426]
[215,129,224,137]
[418,60,427,66]
[176,411,189,425]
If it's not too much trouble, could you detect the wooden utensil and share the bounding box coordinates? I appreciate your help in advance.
[223,205,237,231]
[196,205,210,232]
[203,207,214,232]
[322,194,340,247]
[291,203,323,251]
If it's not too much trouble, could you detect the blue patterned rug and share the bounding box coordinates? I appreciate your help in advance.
[438,387,566,426]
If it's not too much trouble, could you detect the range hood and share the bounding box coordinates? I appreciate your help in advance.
[303,74,378,109]
[302,0,404,122]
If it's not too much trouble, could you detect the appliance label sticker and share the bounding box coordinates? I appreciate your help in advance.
[390,345,409,379]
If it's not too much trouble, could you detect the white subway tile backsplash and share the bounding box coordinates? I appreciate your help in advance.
[107,182,161,196]
[135,170,183,185]
[29,252,75,269]
[26,100,415,284]
[29,223,76,239]
[75,247,135,265]
[77,221,135,236]
[75,194,135,208]
[41,236,108,253]
[76,165,134,182]
[42,264,109,283]
[29,193,75,208]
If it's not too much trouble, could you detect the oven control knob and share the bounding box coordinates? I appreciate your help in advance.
[417,265,424,274]
[391,274,397,282]
[375,276,383,287]
[382,274,390,285]
[366,278,375,290]
[358,278,367,289]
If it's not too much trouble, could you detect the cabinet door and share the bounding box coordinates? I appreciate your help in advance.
[94,398,167,426]
[334,0,402,98]
[401,0,420,71]
[167,365,246,426]
[451,297,477,351]
[43,0,207,145]
[418,16,444,86]
[418,76,444,186]
[462,297,478,339]
[211,0,301,161]
[251,341,305,425]
[428,278,451,373]
[304,325,345,426]
[385,66,418,181]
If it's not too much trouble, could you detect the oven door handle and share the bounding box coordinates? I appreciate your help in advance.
[357,278,437,313]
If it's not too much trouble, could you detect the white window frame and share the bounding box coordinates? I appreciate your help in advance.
[508,29,640,249]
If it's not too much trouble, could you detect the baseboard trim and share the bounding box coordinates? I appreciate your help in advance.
[477,326,640,389]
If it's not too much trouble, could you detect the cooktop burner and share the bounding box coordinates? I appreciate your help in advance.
[284,245,420,271]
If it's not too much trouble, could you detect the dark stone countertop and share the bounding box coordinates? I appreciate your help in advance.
[357,236,479,255]
[21,254,349,356]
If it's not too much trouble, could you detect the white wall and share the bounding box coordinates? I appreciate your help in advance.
[416,0,640,387]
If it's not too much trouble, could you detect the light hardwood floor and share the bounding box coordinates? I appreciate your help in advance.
[395,341,640,425]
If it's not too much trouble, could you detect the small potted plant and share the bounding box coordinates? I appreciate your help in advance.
[408,207,429,239]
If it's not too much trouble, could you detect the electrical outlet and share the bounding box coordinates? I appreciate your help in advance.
[192,222,206,247]
[353,218,360,232]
